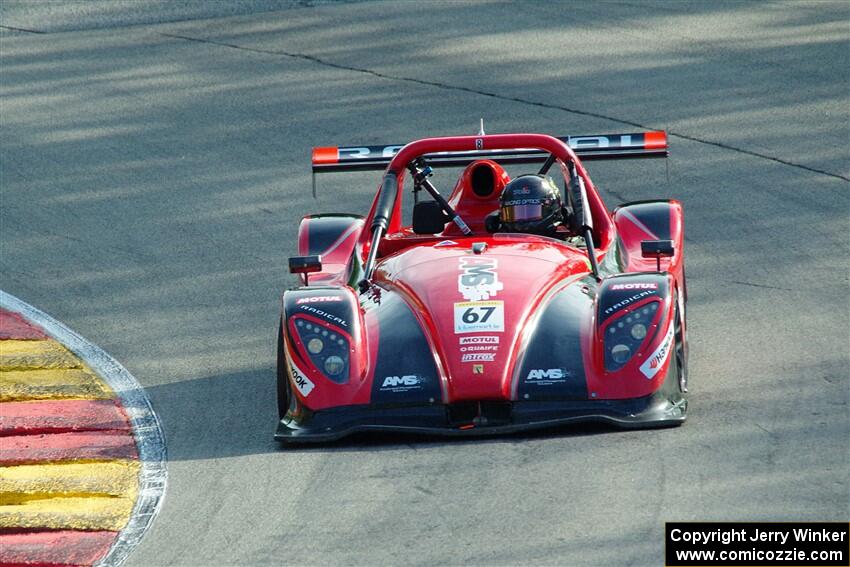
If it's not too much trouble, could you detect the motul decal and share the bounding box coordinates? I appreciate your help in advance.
[610,282,658,291]
[462,353,495,362]
[454,301,504,333]
[460,336,499,345]
[296,295,343,304]
[289,361,315,397]
[639,323,675,379]
[458,257,504,301]
[380,375,424,393]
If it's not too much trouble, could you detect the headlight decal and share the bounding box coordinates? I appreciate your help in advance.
[602,298,662,372]
[288,314,351,384]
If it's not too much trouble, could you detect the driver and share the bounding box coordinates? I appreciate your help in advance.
[485,174,573,238]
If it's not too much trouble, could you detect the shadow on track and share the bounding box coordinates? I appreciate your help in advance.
[138,367,634,461]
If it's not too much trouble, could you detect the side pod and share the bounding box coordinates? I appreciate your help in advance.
[295,214,364,285]
[612,200,684,275]
[280,287,368,413]
[589,273,677,400]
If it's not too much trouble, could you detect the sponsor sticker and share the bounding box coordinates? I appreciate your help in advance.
[610,282,658,291]
[603,290,656,317]
[289,361,315,397]
[460,345,498,352]
[462,353,496,362]
[472,364,484,374]
[525,368,570,385]
[298,305,348,327]
[460,336,499,345]
[458,257,503,301]
[296,295,343,304]
[454,301,504,333]
[639,323,675,379]
[380,375,424,393]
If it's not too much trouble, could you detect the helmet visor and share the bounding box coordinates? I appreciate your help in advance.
[501,203,543,223]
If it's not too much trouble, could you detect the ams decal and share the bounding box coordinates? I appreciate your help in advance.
[458,257,503,301]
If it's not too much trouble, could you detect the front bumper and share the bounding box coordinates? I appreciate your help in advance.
[275,383,686,444]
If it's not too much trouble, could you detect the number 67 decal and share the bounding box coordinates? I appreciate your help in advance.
[454,301,504,333]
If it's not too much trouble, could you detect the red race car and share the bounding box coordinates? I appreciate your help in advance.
[276,130,687,443]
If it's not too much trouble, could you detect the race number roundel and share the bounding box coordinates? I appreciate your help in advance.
[454,301,504,333]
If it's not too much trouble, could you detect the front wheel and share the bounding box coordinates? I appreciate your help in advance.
[674,298,688,394]
[276,320,291,419]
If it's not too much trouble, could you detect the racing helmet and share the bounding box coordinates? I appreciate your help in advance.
[499,174,563,234]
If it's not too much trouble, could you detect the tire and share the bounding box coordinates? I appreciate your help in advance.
[673,297,688,394]
[276,320,291,419]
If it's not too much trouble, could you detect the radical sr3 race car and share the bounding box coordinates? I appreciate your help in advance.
[276,130,688,443]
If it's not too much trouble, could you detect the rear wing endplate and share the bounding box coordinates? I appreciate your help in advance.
[312,132,667,173]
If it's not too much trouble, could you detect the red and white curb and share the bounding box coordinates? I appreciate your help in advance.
[0,291,167,566]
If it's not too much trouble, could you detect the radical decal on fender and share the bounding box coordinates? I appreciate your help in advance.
[458,257,503,301]
[454,301,504,333]
[602,290,657,320]
[289,361,315,396]
[298,305,348,327]
[639,323,675,379]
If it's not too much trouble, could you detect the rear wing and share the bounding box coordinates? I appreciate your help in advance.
[312,132,667,173]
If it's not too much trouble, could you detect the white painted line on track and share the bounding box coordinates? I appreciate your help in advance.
[0,290,167,567]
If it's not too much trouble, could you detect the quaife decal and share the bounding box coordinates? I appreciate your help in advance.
[460,345,498,353]
[380,375,424,393]
[458,257,503,301]
[603,291,656,317]
[298,305,348,327]
[610,282,658,291]
[462,353,495,362]
[526,368,569,385]
[460,336,499,345]
[296,296,343,304]
[454,301,505,333]
[639,323,675,379]
[289,361,315,397]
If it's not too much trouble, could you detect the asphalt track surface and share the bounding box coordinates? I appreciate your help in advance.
[1,2,848,565]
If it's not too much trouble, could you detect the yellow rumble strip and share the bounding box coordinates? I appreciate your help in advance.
[0,339,82,370]
[0,368,114,402]
[0,460,139,531]
[0,460,140,501]
[0,495,136,531]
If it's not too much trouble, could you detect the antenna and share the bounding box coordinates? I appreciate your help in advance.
[478,118,485,136]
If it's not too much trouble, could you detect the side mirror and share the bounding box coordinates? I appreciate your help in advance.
[641,240,674,272]
[412,201,449,234]
[289,255,322,284]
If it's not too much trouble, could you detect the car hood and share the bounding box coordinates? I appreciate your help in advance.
[373,236,593,402]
